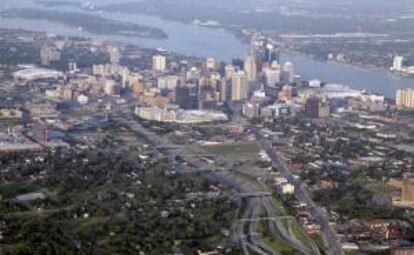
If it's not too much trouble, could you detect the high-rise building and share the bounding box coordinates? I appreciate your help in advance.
[396,88,414,109]
[281,62,295,84]
[152,54,167,71]
[205,58,216,70]
[231,71,249,101]
[121,67,130,88]
[225,64,236,80]
[108,46,120,65]
[217,79,228,102]
[157,75,179,90]
[175,85,198,109]
[40,47,61,66]
[263,43,280,64]
[244,54,257,81]
[391,55,404,71]
[264,67,281,87]
[305,98,330,118]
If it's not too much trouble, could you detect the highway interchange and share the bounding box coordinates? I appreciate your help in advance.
[91,104,343,255]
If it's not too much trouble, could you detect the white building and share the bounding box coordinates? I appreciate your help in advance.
[244,54,257,81]
[309,79,322,88]
[77,95,89,105]
[157,75,179,90]
[281,183,295,194]
[391,55,404,71]
[13,66,63,84]
[225,64,236,79]
[135,107,228,123]
[152,54,167,71]
[396,88,414,109]
[205,58,216,70]
[281,62,295,84]
[264,67,281,87]
[108,45,120,65]
[135,107,176,122]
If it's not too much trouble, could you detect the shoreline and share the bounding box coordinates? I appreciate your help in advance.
[1,8,168,40]
[27,0,414,84]
[283,50,414,82]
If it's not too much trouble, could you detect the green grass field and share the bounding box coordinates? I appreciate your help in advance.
[201,143,260,155]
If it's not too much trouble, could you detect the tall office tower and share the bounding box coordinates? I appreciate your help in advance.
[40,47,61,66]
[225,64,236,79]
[217,79,228,102]
[175,85,198,109]
[175,86,191,109]
[244,54,257,81]
[231,70,249,101]
[392,55,404,71]
[264,43,274,62]
[264,43,280,64]
[121,67,130,88]
[152,54,167,71]
[263,67,281,87]
[281,62,295,84]
[157,75,179,90]
[205,58,216,70]
[108,45,120,65]
[396,88,414,109]
[305,97,330,118]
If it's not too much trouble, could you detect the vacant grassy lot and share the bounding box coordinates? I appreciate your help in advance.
[202,143,260,155]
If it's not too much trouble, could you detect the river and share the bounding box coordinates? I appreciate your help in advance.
[0,0,413,98]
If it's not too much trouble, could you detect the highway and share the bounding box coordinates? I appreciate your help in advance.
[102,105,325,255]
[253,127,345,255]
[211,171,322,255]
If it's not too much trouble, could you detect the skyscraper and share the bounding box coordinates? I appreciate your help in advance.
[205,58,216,70]
[396,88,414,109]
[305,98,330,118]
[225,64,236,80]
[244,54,257,82]
[281,62,295,84]
[265,43,280,63]
[218,79,228,102]
[152,54,167,71]
[263,66,281,87]
[108,46,120,65]
[231,71,249,101]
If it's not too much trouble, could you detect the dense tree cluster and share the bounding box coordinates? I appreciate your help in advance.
[0,141,239,254]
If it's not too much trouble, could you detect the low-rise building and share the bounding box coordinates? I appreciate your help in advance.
[135,106,228,124]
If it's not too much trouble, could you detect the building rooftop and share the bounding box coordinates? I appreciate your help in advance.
[13,66,63,81]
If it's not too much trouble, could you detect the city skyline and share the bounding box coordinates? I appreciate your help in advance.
[0,1,413,255]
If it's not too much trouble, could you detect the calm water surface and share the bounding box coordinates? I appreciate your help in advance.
[0,0,412,97]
